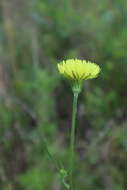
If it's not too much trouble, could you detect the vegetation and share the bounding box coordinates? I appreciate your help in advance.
[0,0,127,189]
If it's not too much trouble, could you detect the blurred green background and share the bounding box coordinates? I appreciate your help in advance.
[0,0,127,189]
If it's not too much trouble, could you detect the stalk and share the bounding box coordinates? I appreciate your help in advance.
[69,91,79,190]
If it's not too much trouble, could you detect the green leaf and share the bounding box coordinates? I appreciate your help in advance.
[59,169,70,189]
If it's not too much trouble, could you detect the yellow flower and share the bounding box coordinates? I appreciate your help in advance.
[57,59,101,80]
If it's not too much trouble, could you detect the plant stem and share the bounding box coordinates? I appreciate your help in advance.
[69,91,79,190]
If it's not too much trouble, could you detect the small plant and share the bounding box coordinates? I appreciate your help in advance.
[57,59,101,190]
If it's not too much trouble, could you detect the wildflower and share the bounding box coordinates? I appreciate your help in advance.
[57,59,101,189]
[57,59,100,80]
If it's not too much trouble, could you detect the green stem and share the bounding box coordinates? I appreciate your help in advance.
[69,91,79,190]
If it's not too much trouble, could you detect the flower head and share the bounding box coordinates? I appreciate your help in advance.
[57,59,100,81]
